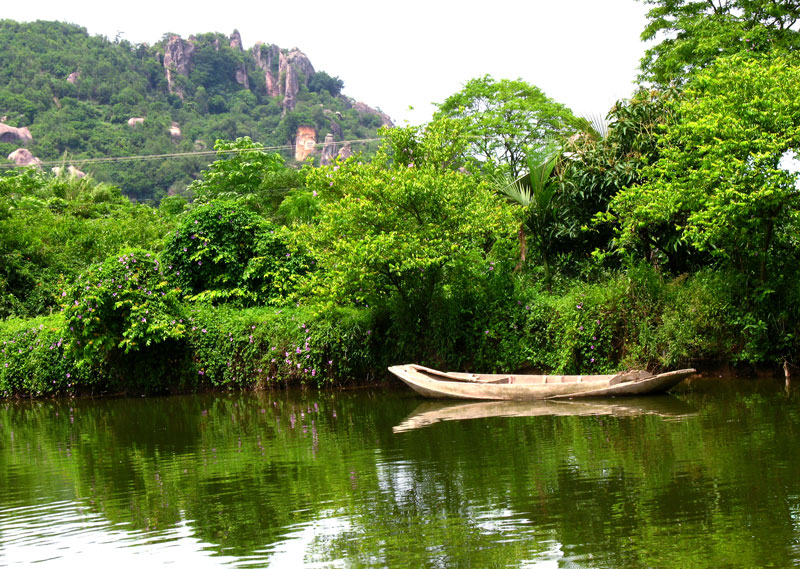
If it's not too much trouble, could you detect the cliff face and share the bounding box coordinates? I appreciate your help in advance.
[251,43,315,113]
[163,32,318,115]
[154,29,392,163]
[294,126,317,161]
[163,35,195,98]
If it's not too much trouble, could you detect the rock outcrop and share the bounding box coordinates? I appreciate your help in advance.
[279,49,315,113]
[235,66,249,88]
[294,126,316,162]
[151,33,392,152]
[127,117,145,127]
[163,35,195,98]
[337,143,353,160]
[0,124,33,144]
[52,165,86,178]
[320,133,336,166]
[169,122,181,138]
[230,30,249,88]
[66,71,80,84]
[283,64,300,113]
[156,34,392,128]
[253,42,282,97]
[230,29,243,50]
[283,50,315,86]
[352,102,394,128]
[8,148,41,167]
[252,46,317,113]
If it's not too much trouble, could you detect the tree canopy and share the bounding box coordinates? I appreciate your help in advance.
[638,0,800,85]
[434,75,579,178]
[611,52,800,281]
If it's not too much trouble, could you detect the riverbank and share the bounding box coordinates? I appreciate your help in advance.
[2,267,795,399]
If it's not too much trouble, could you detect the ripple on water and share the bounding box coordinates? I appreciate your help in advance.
[0,500,238,567]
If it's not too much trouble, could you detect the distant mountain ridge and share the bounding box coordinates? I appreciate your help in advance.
[0,20,392,202]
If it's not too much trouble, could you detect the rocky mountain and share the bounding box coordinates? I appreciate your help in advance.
[0,20,392,202]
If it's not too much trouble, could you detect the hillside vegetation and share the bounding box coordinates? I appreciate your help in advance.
[0,20,387,202]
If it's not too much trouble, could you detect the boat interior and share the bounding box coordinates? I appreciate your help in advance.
[408,365,654,386]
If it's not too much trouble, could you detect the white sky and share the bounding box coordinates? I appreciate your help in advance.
[5,0,651,126]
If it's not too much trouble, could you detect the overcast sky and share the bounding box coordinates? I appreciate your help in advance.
[5,0,651,125]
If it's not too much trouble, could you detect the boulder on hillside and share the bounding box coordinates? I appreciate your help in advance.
[169,122,181,138]
[8,148,42,167]
[52,165,86,178]
[0,124,33,144]
[127,117,145,127]
[67,71,80,84]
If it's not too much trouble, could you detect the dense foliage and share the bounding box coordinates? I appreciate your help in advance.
[638,0,800,85]
[612,53,800,282]
[3,8,800,398]
[0,168,173,319]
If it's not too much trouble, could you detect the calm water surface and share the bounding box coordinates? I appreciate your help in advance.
[1,378,799,568]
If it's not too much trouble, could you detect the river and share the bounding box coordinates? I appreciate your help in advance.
[1,377,798,567]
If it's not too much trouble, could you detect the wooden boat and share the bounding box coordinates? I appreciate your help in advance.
[388,364,696,401]
[393,397,698,432]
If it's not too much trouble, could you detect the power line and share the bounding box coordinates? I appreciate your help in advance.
[0,137,386,169]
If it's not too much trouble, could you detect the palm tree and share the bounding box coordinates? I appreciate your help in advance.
[497,142,562,288]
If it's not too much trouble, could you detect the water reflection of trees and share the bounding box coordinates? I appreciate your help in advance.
[0,385,798,567]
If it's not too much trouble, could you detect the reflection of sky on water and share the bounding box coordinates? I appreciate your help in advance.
[259,514,351,568]
[0,500,357,568]
[0,501,236,567]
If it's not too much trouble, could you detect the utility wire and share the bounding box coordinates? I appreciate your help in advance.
[0,136,386,169]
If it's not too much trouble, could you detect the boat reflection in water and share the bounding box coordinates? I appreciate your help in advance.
[393,396,698,433]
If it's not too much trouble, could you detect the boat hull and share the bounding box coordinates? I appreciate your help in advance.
[388,364,695,401]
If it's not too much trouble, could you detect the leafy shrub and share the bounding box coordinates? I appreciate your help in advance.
[0,314,88,398]
[185,304,378,388]
[161,201,308,304]
[63,247,187,357]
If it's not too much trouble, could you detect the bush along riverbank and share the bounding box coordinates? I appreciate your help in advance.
[2,259,795,398]
[0,300,379,398]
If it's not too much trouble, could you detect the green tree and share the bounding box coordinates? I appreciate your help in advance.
[189,137,301,216]
[63,248,186,357]
[562,88,683,268]
[638,0,800,86]
[308,71,344,96]
[611,53,800,282]
[288,121,517,352]
[434,75,579,178]
[161,201,305,304]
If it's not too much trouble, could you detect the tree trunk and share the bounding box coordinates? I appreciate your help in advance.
[514,225,527,272]
[760,218,774,283]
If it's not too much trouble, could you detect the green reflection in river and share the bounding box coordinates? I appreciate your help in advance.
[1,379,799,568]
